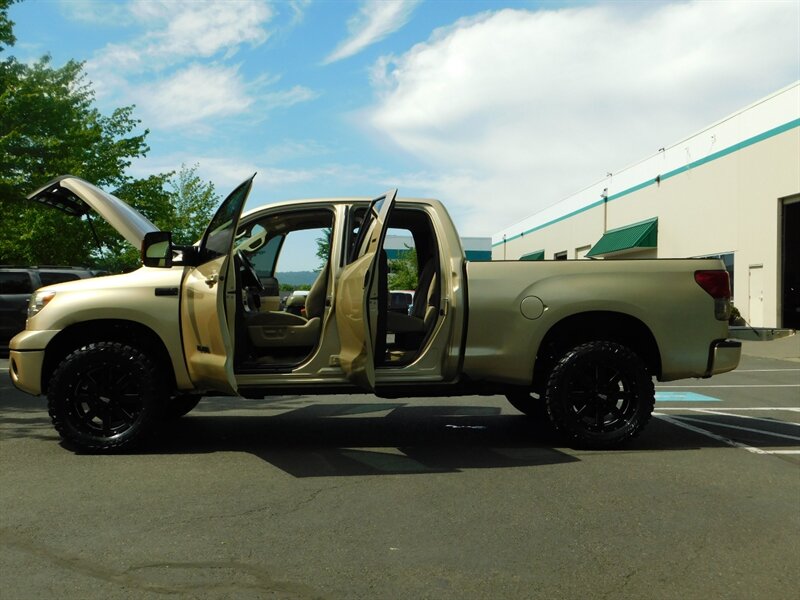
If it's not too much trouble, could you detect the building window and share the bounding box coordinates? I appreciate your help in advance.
[554,251,567,261]
[575,245,591,259]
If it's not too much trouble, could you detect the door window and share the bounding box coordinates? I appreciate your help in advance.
[200,178,254,260]
[237,210,334,286]
[248,234,283,278]
[39,272,82,286]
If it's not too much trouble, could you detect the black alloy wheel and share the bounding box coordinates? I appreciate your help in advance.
[48,342,163,452]
[545,340,654,448]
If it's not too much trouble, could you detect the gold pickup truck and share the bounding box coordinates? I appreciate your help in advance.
[9,175,748,452]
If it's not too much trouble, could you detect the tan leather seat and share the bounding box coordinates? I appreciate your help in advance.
[247,264,328,348]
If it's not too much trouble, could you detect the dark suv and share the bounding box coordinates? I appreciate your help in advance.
[0,266,98,353]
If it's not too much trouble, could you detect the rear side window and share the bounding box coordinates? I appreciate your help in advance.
[39,272,82,287]
[0,272,34,294]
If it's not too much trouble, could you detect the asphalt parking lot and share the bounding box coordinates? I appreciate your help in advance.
[1,340,798,600]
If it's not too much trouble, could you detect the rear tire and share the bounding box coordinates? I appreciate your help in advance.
[48,342,164,452]
[544,341,654,448]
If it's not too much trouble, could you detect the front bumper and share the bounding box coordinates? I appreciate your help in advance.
[8,329,60,396]
[706,339,741,377]
[9,349,45,395]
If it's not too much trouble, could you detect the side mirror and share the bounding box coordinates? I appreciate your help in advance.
[142,231,173,268]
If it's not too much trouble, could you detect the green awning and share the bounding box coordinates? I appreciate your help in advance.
[520,249,545,261]
[586,218,658,258]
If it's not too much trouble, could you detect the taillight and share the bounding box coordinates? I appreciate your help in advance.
[695,270,731,298]
[695,270,732,321]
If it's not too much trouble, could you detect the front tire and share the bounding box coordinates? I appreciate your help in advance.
[544,341,654,448]
[163,394,202,419]
[48,342,164,452]
[506,391,549,421]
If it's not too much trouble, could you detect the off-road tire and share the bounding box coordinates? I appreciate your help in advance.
[48,342,164,452]
[544,341,654,449]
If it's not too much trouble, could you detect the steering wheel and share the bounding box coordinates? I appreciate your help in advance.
[236,250,264,290]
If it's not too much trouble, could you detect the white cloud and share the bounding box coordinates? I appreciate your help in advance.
[130,153,386,197]
[140,1,270,63]
[198,157,316,189]
[133,64,254,129]
[88,0,273,76]
[133,73,317,130]
[323,0,420,64]
[262,85,319,111]
[80,1,316,130]
[262,139,331,163]
[287,0,311,27]
[367,2,800,235]
[58,0,132,25]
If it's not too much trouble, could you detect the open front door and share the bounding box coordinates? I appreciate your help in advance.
[181,176,254,394]
[336,190,397,390]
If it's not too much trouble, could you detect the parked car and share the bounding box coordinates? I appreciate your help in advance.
[389,290,414,314]
[284,290,310,316]
[0,266,96,353]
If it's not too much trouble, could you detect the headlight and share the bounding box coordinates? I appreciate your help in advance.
[28,291,56,318]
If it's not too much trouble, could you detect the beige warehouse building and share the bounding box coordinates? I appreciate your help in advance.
[492,83,800,329]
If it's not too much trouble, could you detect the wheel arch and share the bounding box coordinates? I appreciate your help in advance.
[41,319,177,394]
[533,311,662,387]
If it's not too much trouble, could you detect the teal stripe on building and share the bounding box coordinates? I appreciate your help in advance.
[492,118,800,248]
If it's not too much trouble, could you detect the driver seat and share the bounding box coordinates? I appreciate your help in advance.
[247,263,328,348]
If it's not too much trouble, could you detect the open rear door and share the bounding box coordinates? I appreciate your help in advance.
[336,190,397,390]
[181,176,254,395]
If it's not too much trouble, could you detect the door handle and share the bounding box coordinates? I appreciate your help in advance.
[205,273,219,287]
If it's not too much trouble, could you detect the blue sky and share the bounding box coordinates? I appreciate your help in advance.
[8,0,800,253]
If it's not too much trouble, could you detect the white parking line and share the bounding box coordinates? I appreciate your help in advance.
[672,416,800,442]
[681,407,800,427]
[655,409,800,456]
[654,413,769,455]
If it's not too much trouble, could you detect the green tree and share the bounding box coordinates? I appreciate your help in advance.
[0,50,149,265]
[315,227,331,271]
[91,166,220,272]
[168,163,219,245]
[388,246,418,290]
[94,173,175,271]
[0,7,219,271]
[0,0,15,51]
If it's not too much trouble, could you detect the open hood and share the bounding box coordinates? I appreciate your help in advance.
[27,175,159,248]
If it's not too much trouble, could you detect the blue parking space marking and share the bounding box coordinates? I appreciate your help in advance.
[655,391,721,402]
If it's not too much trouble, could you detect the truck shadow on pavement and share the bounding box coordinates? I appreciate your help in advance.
[146,401,581,476]
[143,397,798,477]
[3,387,798,477]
